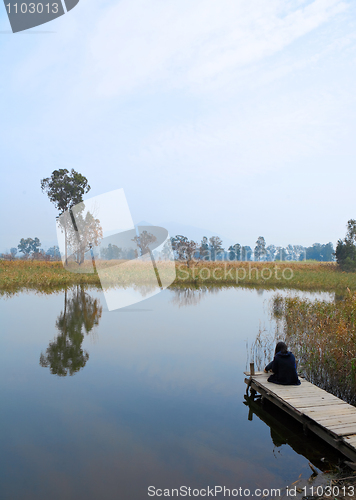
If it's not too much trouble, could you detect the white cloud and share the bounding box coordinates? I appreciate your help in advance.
[85,0,348,97]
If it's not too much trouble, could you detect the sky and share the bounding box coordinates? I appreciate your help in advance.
[1,0,356,252]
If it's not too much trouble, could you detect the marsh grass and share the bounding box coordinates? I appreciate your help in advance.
[0,260,101,290]
[2,260,356,294]
[271,291,356,404]
[175,261,356,292]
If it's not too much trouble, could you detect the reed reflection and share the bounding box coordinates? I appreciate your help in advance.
[39,285,102,376]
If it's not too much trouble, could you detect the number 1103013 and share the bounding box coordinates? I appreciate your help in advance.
[300,485,355,497]
[6,3,59,14]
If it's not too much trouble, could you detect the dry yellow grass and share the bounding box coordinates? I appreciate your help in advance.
[1,259,356,294]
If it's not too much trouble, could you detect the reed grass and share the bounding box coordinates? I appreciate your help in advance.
[175,261,356,292]
[1,260,356,295]
[270,291,356,404]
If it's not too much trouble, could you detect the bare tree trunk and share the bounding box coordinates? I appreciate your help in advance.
[149,249,162,289]
[64,227,68,265]
[89,244,97,273]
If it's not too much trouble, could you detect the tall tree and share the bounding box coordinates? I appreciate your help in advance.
[199,236,209,261]
[254,236,266,261]
[46,246,61,260]
[10,247,17,259]
[304,242,335,262]
[241,246,253,261]
[101,244,122,260]
[275,247,287,261]
[160,239,173,260]
[346,219,356,243]
[228,244,241,261]
[209,236,223,261]
[335,219,356,269]
[41,169,91,263]
[132,230,157,256]
[184,240,197,267]
[322,242,335,261]
[18,237,41,256]
[266,244,277,262]
[170,235,197,266]
[41,169,91,215]
[66,209,103,265]
[337,221,356,263]
[171,235,188,260]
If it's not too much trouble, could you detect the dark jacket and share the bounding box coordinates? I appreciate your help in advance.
[265,351,300,385]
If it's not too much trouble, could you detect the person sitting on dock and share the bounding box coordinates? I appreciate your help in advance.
[264,341,300,385]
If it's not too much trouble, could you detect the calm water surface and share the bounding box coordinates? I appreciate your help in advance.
[0,286,340,500]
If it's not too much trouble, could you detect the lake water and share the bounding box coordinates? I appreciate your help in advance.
[0,286,342,500]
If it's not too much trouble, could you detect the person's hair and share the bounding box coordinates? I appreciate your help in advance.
[275,341,287,355]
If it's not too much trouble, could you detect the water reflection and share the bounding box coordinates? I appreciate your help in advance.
[39,285,102,376]
[244,395,343,472]
[169,286,221,307]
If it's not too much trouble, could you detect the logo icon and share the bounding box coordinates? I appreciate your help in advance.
[3,0,80,33]
[56,189,176,311]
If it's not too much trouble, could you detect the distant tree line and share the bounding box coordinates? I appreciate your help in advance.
[0,237,61,261]
[1,234,336,263]
[168,235,335,264]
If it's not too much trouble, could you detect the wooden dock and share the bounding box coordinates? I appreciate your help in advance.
[244,370,356,463]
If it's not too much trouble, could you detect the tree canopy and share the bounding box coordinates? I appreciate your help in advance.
[18,237,41,255]
[254,236,266,261]
[336,219,356,270]
[41,169,91,216]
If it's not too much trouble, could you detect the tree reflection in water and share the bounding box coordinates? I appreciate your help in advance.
[40,286,102,376]
[169,286,220,307]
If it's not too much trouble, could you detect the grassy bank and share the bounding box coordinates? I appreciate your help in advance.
[0,260,101,290]
[1,260,356,294]
[175,261,356,291]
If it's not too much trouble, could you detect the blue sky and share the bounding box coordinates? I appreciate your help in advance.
[1,0,356,251]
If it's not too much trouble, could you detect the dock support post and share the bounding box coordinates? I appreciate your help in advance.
[250,362,255,376]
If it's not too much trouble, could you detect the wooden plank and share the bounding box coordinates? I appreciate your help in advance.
[327,424,356,436]
[251,381,335,398]
[269,385,337,393]
[251,383,322,396]
[273,393,330,400]
[312,415,356,426]
[283,396,342,403]
[305,405,356,413]
[312,414,356,424]
[281,390,340,397]
[291,400,346,407]
[294,401,349,408]
[302,405,352,415]
[297,401,349,408]
[302,411,355,421]
[244,372,265,376]
[344,435,356,446]
[272,390,328,397]
[268,383,322,390]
